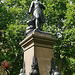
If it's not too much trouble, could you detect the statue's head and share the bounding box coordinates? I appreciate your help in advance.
[36,0,39,1]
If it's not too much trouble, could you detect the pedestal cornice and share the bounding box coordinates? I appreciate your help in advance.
[19,31,57,51]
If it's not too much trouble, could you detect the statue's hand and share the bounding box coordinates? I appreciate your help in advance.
[27,12,31,14]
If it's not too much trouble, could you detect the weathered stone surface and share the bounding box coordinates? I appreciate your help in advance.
[19,31,57,75]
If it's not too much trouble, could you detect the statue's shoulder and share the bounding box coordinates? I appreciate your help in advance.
[31,1,35,4]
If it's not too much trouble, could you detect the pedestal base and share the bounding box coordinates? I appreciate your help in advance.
[20,31,57,75]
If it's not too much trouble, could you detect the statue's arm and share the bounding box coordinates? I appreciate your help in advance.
[40,3,45,10]
[29,1,34,14]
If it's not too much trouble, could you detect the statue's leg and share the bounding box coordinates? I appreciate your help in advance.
[35,18,39,29]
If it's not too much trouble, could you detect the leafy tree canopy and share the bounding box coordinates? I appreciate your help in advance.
[0,0,75,75]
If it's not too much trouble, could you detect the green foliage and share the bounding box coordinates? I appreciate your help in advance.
[43,0,75,75]
[0,0,27,74]
[0,0,75,75]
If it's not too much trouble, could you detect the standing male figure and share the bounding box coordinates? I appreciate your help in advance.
[28,0,45,30]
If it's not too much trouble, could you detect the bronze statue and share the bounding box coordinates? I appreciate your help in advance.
[27,0,45,31]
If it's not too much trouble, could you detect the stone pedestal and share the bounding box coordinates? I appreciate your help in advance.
[19,31,57,75]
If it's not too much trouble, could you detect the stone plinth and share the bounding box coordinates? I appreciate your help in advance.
[19,31,57,75]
